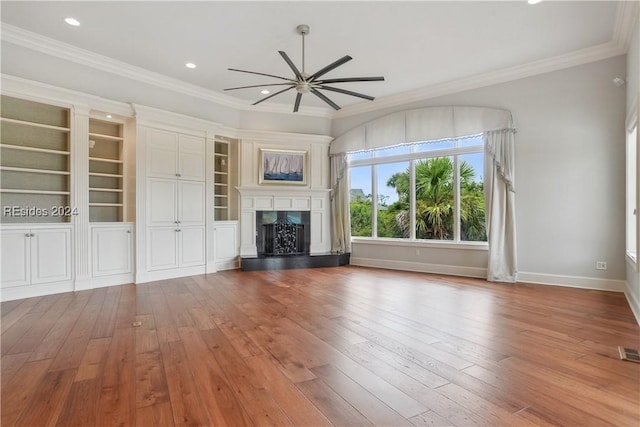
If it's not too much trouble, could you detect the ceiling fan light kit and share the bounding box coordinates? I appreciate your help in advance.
[225,24,385,112]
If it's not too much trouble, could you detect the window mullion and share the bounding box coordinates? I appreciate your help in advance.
[372,164,378,238]
[410,159,416,240]
[454,154,461,242]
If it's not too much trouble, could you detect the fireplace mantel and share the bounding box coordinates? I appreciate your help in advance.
[237,186,331,257]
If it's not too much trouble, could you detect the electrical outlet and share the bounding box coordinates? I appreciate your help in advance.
[595,261,607,270]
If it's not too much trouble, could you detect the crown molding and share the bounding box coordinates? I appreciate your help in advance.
[334,1,636,120]
[2,0,635,124]
[1,24,332,119]
[332,41,626,119]
[131,103,222,136]
[236,128,333,144]
[1,73,135,116]
[612,0,639,50]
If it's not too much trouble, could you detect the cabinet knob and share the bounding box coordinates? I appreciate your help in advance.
[25,233,31,237]
[175,229,181,232]
[126,230,131,234]
[30,233,35,237]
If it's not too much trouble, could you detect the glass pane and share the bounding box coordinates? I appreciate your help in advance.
[376,161,410,238]
[414,139,455,153]
[457,133,484,148]
[348,151,372,162]
[350,166,372,237]
[374,144,410,158]
[414,157,454,240]
[459,153,486,242]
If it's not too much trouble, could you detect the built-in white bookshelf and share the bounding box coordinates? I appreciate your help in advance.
[0,96,71,223]
[89,118,124,222]
[214,137,230,221]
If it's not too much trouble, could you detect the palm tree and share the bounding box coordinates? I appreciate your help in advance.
[386,157,485,240]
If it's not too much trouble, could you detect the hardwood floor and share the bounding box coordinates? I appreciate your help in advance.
[2,266,639,426]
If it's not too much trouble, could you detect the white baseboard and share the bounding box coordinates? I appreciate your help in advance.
[136,265,206,284]
[73,277,92,292]
[88,273,134,290]
[517,271,627,292]
[215,258,240,271]
[1,281,74,302]
[350,257,487,278]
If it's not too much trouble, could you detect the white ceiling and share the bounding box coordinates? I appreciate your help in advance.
[0,1,627,113]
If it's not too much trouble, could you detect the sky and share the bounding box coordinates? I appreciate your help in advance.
[349,136,484,205]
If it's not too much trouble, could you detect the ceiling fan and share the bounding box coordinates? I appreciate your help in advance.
[224,24,385,112]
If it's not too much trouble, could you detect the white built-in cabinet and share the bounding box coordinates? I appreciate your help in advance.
[146,130,205,181]
[213,221,239,270]
[91,223,133,282]
[1,226,72,288]
[142,128,206,278]
[0,96,75,300]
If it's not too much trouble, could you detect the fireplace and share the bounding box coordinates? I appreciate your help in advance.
[256,211,310,257]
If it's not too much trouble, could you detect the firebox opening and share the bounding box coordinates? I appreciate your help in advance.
[256,211,311,257]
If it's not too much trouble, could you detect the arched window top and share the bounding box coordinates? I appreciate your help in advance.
[330,106,515,155]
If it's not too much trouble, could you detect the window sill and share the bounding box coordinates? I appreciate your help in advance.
[351,237,488,251]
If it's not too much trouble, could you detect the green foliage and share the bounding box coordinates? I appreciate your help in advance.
[350,157,486,241]
[349,193,373,237]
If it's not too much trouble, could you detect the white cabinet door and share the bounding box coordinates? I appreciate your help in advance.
[179,227,206,267]
[147,131,204,181]
[31,228,72,285]
[92,226,132,277]
[147,129,178,178]
[215,222,238,261]
[1,229,30,288]
[178,135,205,181]
[148,178,177,226]
[148,228,178,271]
[178,181,205,226]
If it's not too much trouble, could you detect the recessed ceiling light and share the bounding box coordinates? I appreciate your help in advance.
[65,17,80,26]
[261,90,270,95]
[106,114,113,119]
[527,0,542,4]
[185,62,197,69]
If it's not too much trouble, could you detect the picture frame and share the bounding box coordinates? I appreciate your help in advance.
[259,149,308,185]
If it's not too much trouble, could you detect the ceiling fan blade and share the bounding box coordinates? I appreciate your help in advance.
[316,85,375,101]
[315,76,385,84]
[252,86,295,106]
[293,93,302,113]
[309,55,352,81]
[228,68,295,82]
[224,82,295,91]
[278,51,303,80]
[311,88,341,110]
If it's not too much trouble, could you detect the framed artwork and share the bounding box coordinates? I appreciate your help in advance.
[259,149,308,185]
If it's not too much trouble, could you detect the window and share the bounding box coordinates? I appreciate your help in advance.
[350,166,372,237]
[348,135,486,243]
[627,124,637,263]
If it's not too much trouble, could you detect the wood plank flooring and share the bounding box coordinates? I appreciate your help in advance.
[2,266,639,426]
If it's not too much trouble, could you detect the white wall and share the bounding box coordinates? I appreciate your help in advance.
[625,16,639,322]
[334,56,628,289]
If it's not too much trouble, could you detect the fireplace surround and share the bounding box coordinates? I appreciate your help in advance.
[256,211,310,257]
